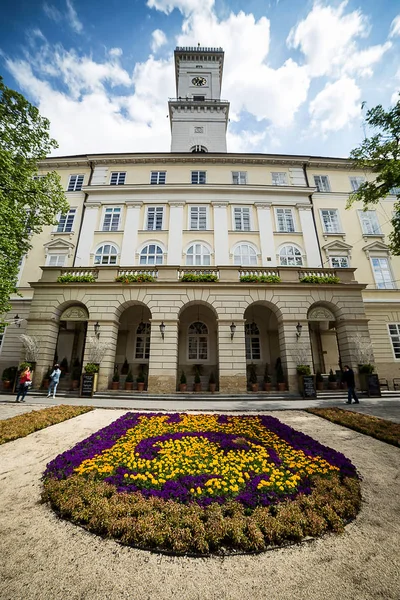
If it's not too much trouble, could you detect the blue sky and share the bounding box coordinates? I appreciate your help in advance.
[1,0,399,157]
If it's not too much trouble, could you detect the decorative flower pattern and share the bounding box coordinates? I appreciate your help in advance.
[44,413,357,508]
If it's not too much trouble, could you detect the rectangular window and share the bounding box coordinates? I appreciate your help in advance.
[358,210,381,235]
[390,187,400,195]
[102,207,121,232]
[56,208,76,233]
[146,207,164,230]
[388,324,400,359]
[271,172,287,186]
[191,171,206,185]
[135,336,150,360]
[330,256,349,268]
[245,337,261,361]
[321,209,341,233]
[190,206,207,230]
[150,171,166,185]
[188,337,208,360]
[47,254,67,267]
[67,175,84,192]
[232,171,247,185]
[276,208,295,232]
[110,172,126,185]
[350,176,365,191]
[371,257,394,289]
[234,207,251,231]
[314,175,331,192]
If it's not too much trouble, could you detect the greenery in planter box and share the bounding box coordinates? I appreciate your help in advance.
[240,275,281,283]
[115,274,155,284]
[247,363,258,385]
[358,363,375,374]
[112,369,120,382]
[328,369,337,382]
[181,274,218,282]
[57,274,96,283]
[84,363,99,374]
[125,369,134,383]
[180,371,187,385]
[299,275,340,284]
[296,365,311,376]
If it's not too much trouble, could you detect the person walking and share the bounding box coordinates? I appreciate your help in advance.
[47,364,61,399]
[15,365,32,403]
[342,365,359,404]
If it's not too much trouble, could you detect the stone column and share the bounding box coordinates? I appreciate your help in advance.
[298,205,322,268]
[336,318,373,370]
[75,204,100,266]
[255,203,276,266]
[218,318,247,393]
[167,202,185,265]
[120,202,142,266]
[82,318,120,391]
[212,201,229,265]
[278,319,313,391]
[24,318,60,388]
[147,318,179,393]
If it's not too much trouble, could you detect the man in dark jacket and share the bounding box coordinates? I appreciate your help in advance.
[342,365,359,404]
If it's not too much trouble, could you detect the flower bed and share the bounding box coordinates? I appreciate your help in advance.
[307,408,400,448]
[115,274,155,284]
[42,412,361,555]
[239,275,281,283]
[180,274,218,282]
[0,405,93,445]
[299,275,340,284]
[57,274,96,283]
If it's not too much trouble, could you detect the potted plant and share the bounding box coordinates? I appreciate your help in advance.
[71,364,81,390]
[179,371,187,393]
[328,369,337,390]
[137,369,145,392]
[263,363,272,392]
[84,363,99,374]
[209,371,217,393]
[125,369,134,391]
[2,366,17,391]
[193,364,203,392]
[60,357,69,375]
[121,358,129,375]
[316,371,324,391]
[275,358,286,392]
[248,363,258,392]
[112,369,120,390]
[42,366,52,389]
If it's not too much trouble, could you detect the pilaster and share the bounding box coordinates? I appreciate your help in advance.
[217,318,247,393]
[147,318,179,393]
[120,203,142,266]
[255,202,276,266]
[75,204,100,267]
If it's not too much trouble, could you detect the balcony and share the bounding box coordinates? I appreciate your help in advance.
[38,265,357,285]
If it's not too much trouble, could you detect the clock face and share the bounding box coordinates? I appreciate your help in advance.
[191,76,207,87]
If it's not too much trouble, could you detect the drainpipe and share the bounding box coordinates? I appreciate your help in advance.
[73,160,94,266]
[303,161,323,267]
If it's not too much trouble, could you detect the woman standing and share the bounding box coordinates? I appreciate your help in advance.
[15,365,32,403]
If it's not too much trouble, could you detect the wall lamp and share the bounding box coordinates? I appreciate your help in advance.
[296,322,303,339]
[94,321,100,339]
[159,321,166,340]
[230,322,236,340]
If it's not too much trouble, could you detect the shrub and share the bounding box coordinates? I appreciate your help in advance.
[115,274,155,284]
[137,369,145,383]
[358,363,375,374]
[112,370,120,382]
[2,366,18,381]
[57,274,96,283]
[181,273,218,282]
[299,275,340,284]
[209,371,216,384]
[316,371,324,382]
[263,363,271,383]
[275,358,285,384]
[240,275,281,283]
[125,369,134,383]
[247,363,258,384]
[296,365,311,376]
[180,371,187,384]
[328,369,337,382]
[84,363,99,374]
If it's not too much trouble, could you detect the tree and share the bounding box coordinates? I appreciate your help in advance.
[347,98,400,253]
[0,77,69,316]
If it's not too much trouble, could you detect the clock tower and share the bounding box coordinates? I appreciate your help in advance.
[169,46,229,153]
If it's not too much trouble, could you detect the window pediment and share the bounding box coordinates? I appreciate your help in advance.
[362,241,390,258]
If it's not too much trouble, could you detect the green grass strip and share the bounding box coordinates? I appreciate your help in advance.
[306,408,400,448]
[0,405,94,445]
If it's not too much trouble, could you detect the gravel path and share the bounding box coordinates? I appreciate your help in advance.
[0,409,399,600]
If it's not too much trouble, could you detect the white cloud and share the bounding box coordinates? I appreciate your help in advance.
[151,29,167,52]
[66,0,83,33]
[391,68,400,105]
[147,0,214,17]
[287,1,389,79]
[43,0,83,34]
[109,47,123,58]
[389,15,400,38]
[309,77,361,133]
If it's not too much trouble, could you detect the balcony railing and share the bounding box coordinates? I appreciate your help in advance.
[39,266,357,285]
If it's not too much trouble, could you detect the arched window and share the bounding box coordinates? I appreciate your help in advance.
[140,244,163,265]
[279,245,303,266]
[190,145,208,153]
[94,244,118,265]
[186,243,211,266]
[245,322,261,360]
[233,244,257,265]
[188,321,208,360]
[135,322,151,360]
